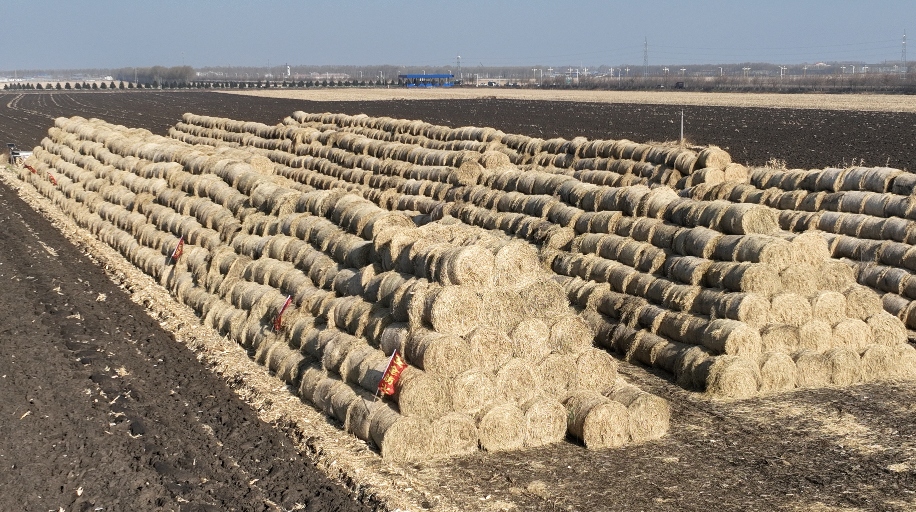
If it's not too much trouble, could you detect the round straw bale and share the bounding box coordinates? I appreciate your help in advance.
[404,329,478,376]
[708,292,771,329]
[520,397,567,447]
[518,278,570,320]
[832,318,874,354]
[810,291,848,324]
[818,261,856,292]
[394,366,452,419]
[703,355,761,399]
[480,289,525,333]
[345,396,382,442]
[696,147,732,170]
[797,320,835,352]
[297,364,329,404]
[768,293,812,328]
[537,353,579,399]
[369,405,434,461]
[778,265,820,297]
[564,390,630,449]
[719,204,779,235]
[790,231,831,265]
[701,319,762,356]
[495,358,539,404]
[422,284,481,337]
[476,402,526,452]
[433,413,479,457]
[867,311,907,346]
[757,352,797,393]
[469,326,514,373]
[548,314,595,354]
[761,324,800,353]
[492,240,541,289]
[604,380,670,442]
[450,369,496,415]
[825,347,864,386]
[859,344,901,382]
[574,348,618,392]
[891,344,916,379]
[379,323,409,359]
[843,285,883,320]
[440,245,495,286]
[509,318,551,360]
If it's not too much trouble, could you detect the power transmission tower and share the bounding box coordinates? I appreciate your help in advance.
[643,38,649,78]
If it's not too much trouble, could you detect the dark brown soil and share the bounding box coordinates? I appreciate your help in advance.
[3,90,916,171]
[0,176,375,510]
[2,90,916,511]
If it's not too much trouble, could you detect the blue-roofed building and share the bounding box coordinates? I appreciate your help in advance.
[397,74,455,87]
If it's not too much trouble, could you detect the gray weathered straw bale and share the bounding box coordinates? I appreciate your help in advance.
[369,404,434,461]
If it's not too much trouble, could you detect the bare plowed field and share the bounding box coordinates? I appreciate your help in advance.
[2,90,916,511]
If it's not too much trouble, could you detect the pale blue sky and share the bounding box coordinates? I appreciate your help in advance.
[3,0,911,70]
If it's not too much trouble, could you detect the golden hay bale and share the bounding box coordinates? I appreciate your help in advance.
[450,369,495,415]
[778,265,820,297]
[394,366,452,419]
[492,240,541,289]
[469,326,515,373]
[537,353,579,399]
[605,379,669,442]
[518,278,571,320]
[404,329,478,377]
[548,314,596,354]
[818,261,857,292]
[480,288,525,333]
[696,146,732,170]
[564,390,630,449]
[793,350,832,388]
[757,351,797,393]
[768,293,813,328]
[422,284,482,337]
[509,318,551,361]
[704,262,783,297]
[433,413,479,457]
[520,397,568,447]
[790,231,831,265]
[719,203,779,235]
[703,355,761,399]
[575,348,618,392]
[704,292,770,329]
[810,291,848,325]
[797,320,835,352]
[761,324,800,353]
[440,244,495,286]
[832,318,875,354]
[843,285,883,321]
[860,344,916,381]
[369,404,434,461]
[867,311,907,346]
[476,402,526,452]
[825,347,865,386]
[495,358,539,404]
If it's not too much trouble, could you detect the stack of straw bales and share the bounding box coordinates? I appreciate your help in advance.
[17,115,671,460]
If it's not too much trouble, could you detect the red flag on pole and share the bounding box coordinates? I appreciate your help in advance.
[377,350,408,397]
[170,236,184,262]
[24,164,37,174]
[48,174,57,185]
[272,295,293,332]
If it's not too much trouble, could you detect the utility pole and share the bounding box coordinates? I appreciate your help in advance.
[643,37,649,78]
[903,31,908,78]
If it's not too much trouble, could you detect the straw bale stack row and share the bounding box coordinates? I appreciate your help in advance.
[15,116,671,459]
[169,112,916,398]
[683,167,916,330]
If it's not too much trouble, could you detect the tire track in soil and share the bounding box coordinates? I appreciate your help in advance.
[0,182,375,511]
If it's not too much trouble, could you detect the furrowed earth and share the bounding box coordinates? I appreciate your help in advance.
[1,89,915,511]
